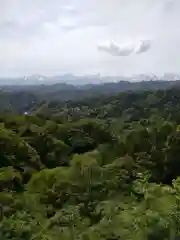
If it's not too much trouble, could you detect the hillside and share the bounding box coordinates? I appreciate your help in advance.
[1,79,180,113]
[1,87,180,239]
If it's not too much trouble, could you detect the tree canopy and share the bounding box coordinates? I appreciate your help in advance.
[1,87,180,239]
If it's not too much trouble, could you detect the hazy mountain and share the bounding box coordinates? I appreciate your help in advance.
[0,73,180,88]
[0,73,180,86]
[0,74,180,113]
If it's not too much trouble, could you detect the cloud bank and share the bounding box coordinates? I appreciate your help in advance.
[97,39,152,56]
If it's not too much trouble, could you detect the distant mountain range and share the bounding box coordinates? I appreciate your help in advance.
[0,73,180,86]
[0,73,180,103]
[1,73,180,113]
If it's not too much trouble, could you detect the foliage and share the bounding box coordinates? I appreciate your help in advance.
[1,87,180,239]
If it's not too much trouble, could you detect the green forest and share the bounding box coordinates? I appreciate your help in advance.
[2,87,180,239]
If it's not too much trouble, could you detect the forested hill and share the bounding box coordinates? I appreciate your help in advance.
[2,87,180,239]
[34,87,180,123]
[1,80,180,114]
[0,79,180,113]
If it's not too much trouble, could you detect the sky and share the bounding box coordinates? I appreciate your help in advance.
[0,0,180,77]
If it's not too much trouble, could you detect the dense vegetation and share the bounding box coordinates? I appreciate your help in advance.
[2,87,180,239]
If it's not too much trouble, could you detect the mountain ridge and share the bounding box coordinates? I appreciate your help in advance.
[0,73,180,86]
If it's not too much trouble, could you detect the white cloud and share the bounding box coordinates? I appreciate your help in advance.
[62,5,76,14]
[97,39,152,56]
[97,41,134,56]
[135,40,152,54]
[58,17,78,30]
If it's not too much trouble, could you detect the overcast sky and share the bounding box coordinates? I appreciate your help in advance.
[0,0,179,77]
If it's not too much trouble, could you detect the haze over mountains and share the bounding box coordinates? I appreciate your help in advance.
[0,73,180,86]
[0,73,180,109]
